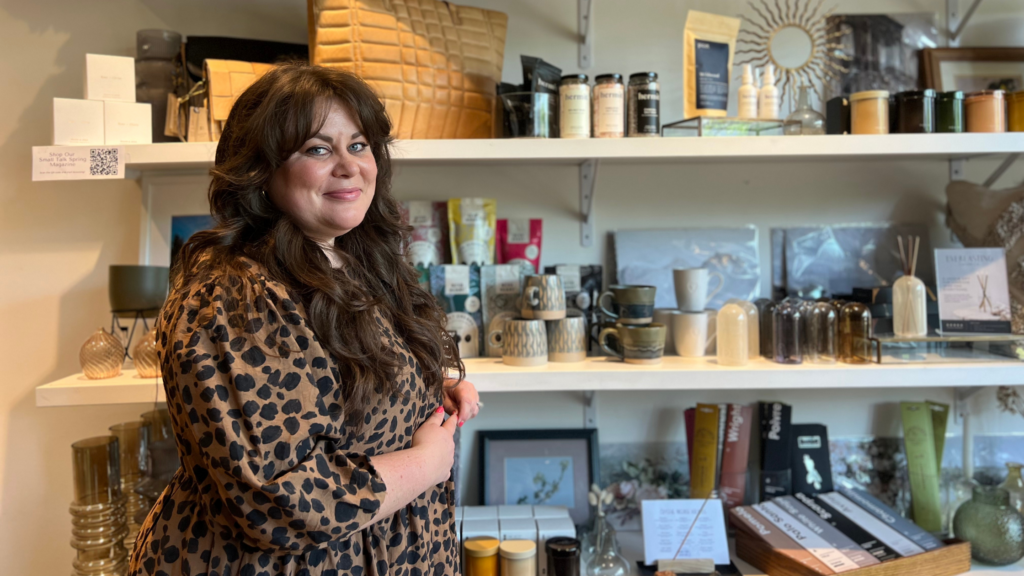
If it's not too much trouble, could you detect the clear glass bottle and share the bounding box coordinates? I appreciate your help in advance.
[717,304,749,366]
[805,302,838,364]
[756,299,777,360]
[773,298,803,364]
[893,275,928,337]
[586,522,630,576]
[839,303,873,363]
[785,85,825,135]
[728,299,760,358]
[1000,462,1024,514]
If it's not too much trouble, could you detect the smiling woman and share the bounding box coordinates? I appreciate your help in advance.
[129,64,480,576]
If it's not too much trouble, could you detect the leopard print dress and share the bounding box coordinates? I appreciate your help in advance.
[129,259,458,576]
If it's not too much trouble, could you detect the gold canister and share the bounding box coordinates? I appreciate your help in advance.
[965,90,1007,133]
[499,540,537,576]
[1009,91,1024,132]
[465,537,499,576]
[850,90,890,134]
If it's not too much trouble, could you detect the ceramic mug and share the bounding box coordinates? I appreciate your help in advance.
[599,323,666,365]
[673,268,724,312]
[597,285,657,325]
[671,311,718,358]
[521,274,567,320]
[489,318,548,367]
[653,308,680,355]
[546,310,588,363]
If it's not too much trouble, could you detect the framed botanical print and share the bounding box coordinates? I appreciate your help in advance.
[923,47,1024,92]
[478,428,599,525]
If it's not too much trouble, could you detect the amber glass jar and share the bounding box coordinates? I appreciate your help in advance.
[839,302,872,364]
[1009,92,1024,132]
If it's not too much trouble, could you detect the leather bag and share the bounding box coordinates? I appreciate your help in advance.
[307,0,508,139]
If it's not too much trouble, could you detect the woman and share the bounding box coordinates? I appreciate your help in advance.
[130,64,479,576]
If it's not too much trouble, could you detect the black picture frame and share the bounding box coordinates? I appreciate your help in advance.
[478,428,600,526]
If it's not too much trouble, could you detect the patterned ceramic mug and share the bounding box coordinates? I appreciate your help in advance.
[597,285,657,324]
[598,323,666,365]
[489,318,548,367]
[521,274,566,320]
[546,310,588,363]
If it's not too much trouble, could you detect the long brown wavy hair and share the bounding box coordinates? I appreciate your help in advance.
[172,63,463,419]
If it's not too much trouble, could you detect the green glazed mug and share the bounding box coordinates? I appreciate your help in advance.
[598,323,666,365]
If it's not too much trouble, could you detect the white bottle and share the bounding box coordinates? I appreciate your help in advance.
[758,63,780,120]
[738,64,759,119]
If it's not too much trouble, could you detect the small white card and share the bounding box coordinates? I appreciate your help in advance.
[443,265,470,296]
[641,499,730,566]
[507,219,531,244]
[934,248,1012,333]
[32,146,125,181]
[407,201,434,226]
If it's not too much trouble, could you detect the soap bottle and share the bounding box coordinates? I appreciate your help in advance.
[738,64,758,119]
[759,63,780,120]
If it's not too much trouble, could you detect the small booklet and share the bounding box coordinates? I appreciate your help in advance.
[935,248,1012,333]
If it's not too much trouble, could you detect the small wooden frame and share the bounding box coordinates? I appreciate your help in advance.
[921,47,1024,91]
[657,558,716,573]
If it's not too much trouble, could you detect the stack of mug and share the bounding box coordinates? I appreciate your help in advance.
[595,285,667,364]
[655,268,726,360]
[490,274,589,367]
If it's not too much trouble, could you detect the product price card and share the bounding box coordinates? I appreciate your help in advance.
[641,499,730,565]
[934,248,1011,333]
[32,146,125,181]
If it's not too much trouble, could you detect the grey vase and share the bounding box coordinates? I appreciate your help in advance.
[953,485,1024,566]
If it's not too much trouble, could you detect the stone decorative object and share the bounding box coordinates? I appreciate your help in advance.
[80,328,124,379]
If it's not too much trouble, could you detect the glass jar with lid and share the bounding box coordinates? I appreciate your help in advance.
[465,537,499,576]
[804,302,837,364]
[839,302,872,363]
[895,89,936,133]
[500,540,537,576]
[850,90,890,134]
[966,90,1007,132]
[627,72,660,137]
[560,74,591,139]
[593,74,625,138]
[547,537,581,576]
[936,91,965,133]
[773,298,803,364]
[1010,92,1024,132]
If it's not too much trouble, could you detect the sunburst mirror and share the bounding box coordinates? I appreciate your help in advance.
[736,0,851,107]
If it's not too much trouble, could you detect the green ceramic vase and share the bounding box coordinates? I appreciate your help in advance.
[953,485,1024,565]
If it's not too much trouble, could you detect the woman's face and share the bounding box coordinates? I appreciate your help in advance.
[268,99,377,243]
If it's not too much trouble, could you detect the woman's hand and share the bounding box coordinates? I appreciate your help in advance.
[411,406,459,485]
[442,378,480,425]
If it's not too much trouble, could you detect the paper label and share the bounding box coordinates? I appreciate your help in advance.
[408,201,433,226]
[755,502,861,573]
[460,198,486,225]
[555,265,582,292]
[495,265,519,295]
[32,146,125,181]
[444,265,470,296]
[641,499,730,565]
[506,219,530,244]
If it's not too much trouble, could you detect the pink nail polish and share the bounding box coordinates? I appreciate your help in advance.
[436,406,444,414]
[458,420,464,427]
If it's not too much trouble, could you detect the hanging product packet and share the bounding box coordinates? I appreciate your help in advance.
[399,200,450,288]
[496,218,543,275]
[480,264,524,357]
[429,264,483,358]
[545,264,603,352]
[521,55,562,94]
[448,198,497,266]
[683,10,741,119]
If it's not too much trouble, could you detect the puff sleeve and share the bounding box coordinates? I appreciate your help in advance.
[159,272,388,553]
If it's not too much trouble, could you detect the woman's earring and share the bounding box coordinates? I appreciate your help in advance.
[261,189,268,200]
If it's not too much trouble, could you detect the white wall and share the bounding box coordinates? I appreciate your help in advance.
[3,1,1024,574]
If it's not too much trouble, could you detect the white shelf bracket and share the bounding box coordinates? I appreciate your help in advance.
[950,158,966,181]
[578,0,593,69]
[983,153,1021,188]
[583,390,597,428]
[947,0,985,44]
[953,385,983,424]
[580,159,598,247]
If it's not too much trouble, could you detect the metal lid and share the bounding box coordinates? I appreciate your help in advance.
[966,89,1007,100]
[499,540,536,559]
[937,90,965,100]
[560,73,588,82]
[850,90,890,101]
[895,89,936,99]
[464,537,499,558]
[629,71,658,81]
[546,537,581,557]
[594,73,623,82]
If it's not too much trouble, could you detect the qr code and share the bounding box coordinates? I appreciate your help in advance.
[90,148,119,176]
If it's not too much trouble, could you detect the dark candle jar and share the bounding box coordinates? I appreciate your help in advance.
[546,537,581,576]
[895,89,935,133]
[756,299,777,360]
[773,298,803,365]
[936,91,965,133]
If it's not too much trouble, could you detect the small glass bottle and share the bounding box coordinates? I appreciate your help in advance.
[839,302,872,364]
[547,537,581,576]
[805,302,838,364]
[784,85,825,135]
[1000,462,1024,514]
[586,523,630,576]
[592,74,625,138]
[757,300,777,360]
[728,299,760,359]
[717,304,749,366]
[893,274,927,337]
[560,74,591,139]
[773,299,803,364]
[627,72,660,137]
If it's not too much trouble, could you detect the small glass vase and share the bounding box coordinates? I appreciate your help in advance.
[728,299,760,358]
[839,303,872,364]
[893,275,928,337]
[80,328,124,379]
[1000,462,1024,514]
[755,299,776,360]
[953,485,1024,566]
[805,302,838,363]
[131,326,161,378]
[773,298,803,364]
[784,86,826,135]
[586,521,630,576]
[717,303,749,366]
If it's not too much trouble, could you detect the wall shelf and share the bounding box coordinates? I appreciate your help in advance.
[35,357,1024,407]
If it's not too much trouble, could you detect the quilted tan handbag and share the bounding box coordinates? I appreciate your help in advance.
[204,59,278,138]
[307,0,508,139]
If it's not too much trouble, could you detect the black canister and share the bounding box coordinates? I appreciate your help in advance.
[936,91,965,133]
[546,537,581,576]
[895,89,936,133]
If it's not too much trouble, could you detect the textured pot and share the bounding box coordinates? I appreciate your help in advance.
[954,485,1024,565]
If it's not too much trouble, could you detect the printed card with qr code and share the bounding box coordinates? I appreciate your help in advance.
[33,146,125,181]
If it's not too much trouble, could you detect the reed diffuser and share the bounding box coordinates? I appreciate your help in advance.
[893,235,928,337]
